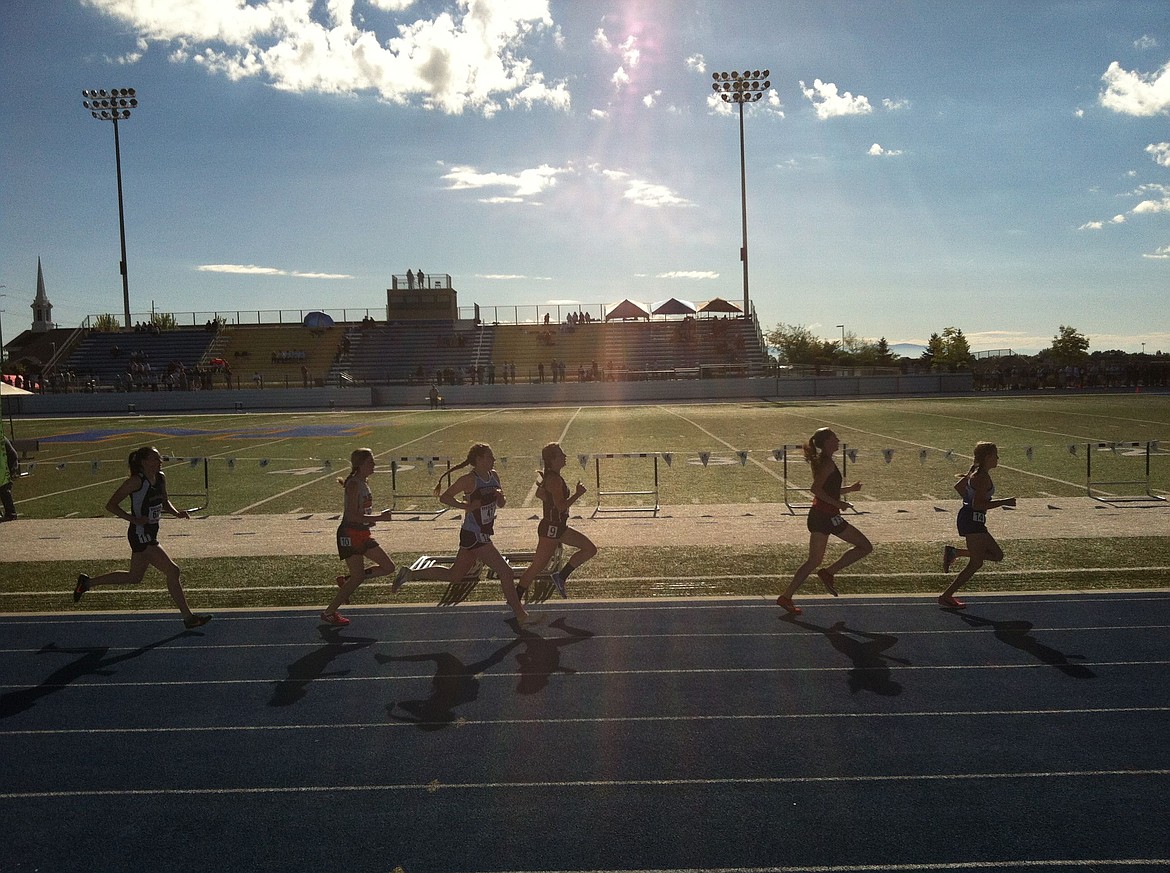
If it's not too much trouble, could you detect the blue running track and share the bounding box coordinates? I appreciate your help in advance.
[1,592,1168,872]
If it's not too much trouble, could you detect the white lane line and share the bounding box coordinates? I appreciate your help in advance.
[2,659,1167,690]
[4,706,1168,737]
[1,624,1167,654]
[2,768,1168,800]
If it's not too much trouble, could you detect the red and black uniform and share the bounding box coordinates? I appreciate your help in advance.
[806,463,851,536]
[336,478,378,559]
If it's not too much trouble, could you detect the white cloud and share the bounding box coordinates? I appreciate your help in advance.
[590,108,609,119]
[643,89,661,108]
[82,0,568,116]
[1078,221,1104,230]
[1143,245,1170,259]
[441,162,568,201]
[656,271,718,280]
[1135,35,1159,51]
[611,66,631,89]
[1099,60,1170,116]
[868,143,902,157]
[881,97,909,111]
[800,78,872,119]
[1133,199,1170,214]
[1074,107,1085,118]
[1147,142,1170,167]
[1111,214,1127,223]
[592,27,611,51]
[620,179,693,208]
[685,53,706,74]
[197,263,353,278]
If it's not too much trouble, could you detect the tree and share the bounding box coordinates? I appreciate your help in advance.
[922,332,945,370]
[940,326,973,371]
[1047,325,1089,364]
[765,323,821,365]
[149,311,178,331]
[92,314,121,332]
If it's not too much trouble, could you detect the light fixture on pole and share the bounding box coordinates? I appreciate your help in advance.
[711,68,770,317]
[82,88,138,328]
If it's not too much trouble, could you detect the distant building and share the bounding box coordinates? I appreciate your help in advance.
[31,257,54,333]
[386,272,457,321]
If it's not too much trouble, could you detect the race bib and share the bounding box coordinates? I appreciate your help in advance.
[972,511,987,524]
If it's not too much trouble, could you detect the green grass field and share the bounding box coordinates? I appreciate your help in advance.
[4,393,1169,612]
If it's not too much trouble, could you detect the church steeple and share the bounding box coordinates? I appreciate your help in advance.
[31,257,53,333]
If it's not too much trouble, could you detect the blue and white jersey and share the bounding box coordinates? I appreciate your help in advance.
[461,470,500,540]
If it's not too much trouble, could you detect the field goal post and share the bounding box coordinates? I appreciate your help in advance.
[1086,440,1166,504]
[387,457,452,520]
[591,452,660,518]
[164,456,210,514]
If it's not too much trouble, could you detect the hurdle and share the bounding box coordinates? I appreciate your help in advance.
[591,452,660,517]
[1085,440,1166,504]
[780,443,860,515]
[780,445,813,514]
[412,545,564,605]
[386,457,452,520]
[161,456,210,514]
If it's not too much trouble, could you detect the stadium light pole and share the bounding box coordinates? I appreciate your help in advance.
[711,68,770,317]
[81,87,138,328]
[837,324,846,349]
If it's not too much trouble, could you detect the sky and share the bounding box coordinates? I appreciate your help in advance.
[2,0,1169,355]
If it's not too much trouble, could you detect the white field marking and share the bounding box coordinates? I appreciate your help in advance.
[4,706,1169,737]
[2,660,1167,691]
[660,406,794,487]
[921,493,939,500]
[780,409,1097,493]
[3,624,1166,655]
[232,409,500,513]
[523,407,584,507]
[1,768,1167,802]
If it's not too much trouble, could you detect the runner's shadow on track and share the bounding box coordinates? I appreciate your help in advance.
[0,630,200,719]
[376,637,525,731]
[511,616,595,695]
[781,615,907,696]
[269,626,377,707]
[947,611,1096,679]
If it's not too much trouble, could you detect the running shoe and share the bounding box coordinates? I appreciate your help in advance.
[816,568,839,596]
[550,570,568,598]
[937,595,966,610]
[515,584,529,603]
[943,546,958,573]
[73,574,91,603]
[392,565,412,593]
[320,611,350,626]
[776,595,802,615]
[183,614,213,629]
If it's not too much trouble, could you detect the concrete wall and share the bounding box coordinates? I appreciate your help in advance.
[5,373,972,416]
[374,373,973,407]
